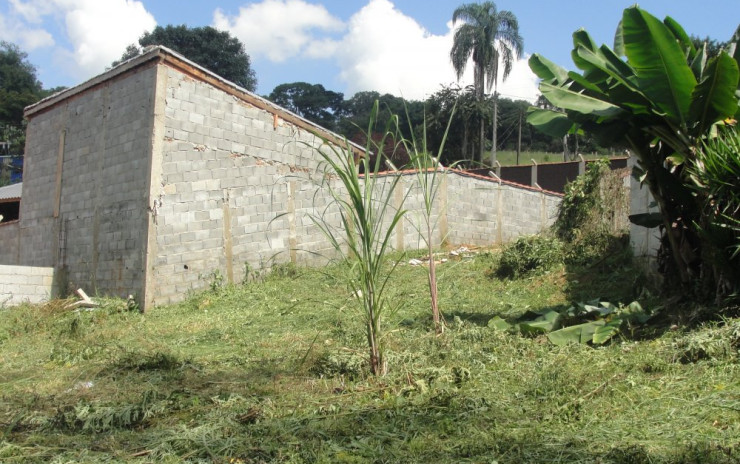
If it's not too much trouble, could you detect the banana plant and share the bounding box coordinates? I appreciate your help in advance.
[527,6,739,299]
[491,300,656,346]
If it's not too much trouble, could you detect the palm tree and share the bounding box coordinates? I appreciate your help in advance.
[450,1,523,166]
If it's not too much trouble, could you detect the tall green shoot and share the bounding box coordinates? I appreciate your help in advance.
[403,103,457,335]
[310,101,407,375]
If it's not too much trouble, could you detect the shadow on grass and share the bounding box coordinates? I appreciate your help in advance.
[232,395,738,464]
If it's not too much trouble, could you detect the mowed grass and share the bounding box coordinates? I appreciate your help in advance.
[0,250,738,463]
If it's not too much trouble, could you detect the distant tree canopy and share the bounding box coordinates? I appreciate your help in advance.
[268,82,343,131]
[338,91,425,140]
[0,41,65,183]
[265,80,611,166]
[0,41,42,127]
[690,35,729,59]
[115,25,257,91]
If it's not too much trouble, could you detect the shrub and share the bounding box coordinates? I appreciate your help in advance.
[554,159,630,266]
[495,235,563,279]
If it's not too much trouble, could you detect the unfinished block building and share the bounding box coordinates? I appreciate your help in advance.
[0,47,561,309]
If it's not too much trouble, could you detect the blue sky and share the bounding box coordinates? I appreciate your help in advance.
[2,0,738,102]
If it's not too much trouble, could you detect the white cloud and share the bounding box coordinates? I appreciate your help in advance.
[7,0,156,80]
[213,0,344,63]
[496,56,540,103]
[334,0,538,102]
[0,12,55,50]
[61,0,155,75]
[8,0,56,23]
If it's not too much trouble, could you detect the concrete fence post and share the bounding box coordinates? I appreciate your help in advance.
[221,189,234,284]
[438,172,449,246]
[488,171,503,244]
[395,176,405,251]
[287,180,298,263]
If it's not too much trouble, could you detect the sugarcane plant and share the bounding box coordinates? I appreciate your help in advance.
[311,101,407,376]
[402,104,457,335]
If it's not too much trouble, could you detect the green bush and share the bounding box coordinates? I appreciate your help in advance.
[495,235,564,279]
[554,159,631,266]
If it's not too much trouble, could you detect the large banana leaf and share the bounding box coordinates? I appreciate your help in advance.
[571,28,599,72]
[572,45,648,109]
[691,44,708,81]
[613,20,625,57]
[689,53,740,134]
[529,54,568,84]
[662,16,697,63]
[547,321,604,346]
[566,71,604,94]
[526,108,574,137]
[519,310,562,334]
[622,7,697,126]
[727,24,739,71]
[539,82,624,118]
[592,320,623,345]
[571,29,610,84]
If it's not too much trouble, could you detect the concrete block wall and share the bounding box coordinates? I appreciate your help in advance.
[499,183,560,242]
[9,52,565,309]
[447,173,561,245]
[19,65,157,298]
[447,174,504,244]
[15,107,63,267]
[0,222,20,264]
[150,68,345,304]
[389,174,445,251]
[290,174,348,265]
[0,265,56,306]
[149,65,565,305]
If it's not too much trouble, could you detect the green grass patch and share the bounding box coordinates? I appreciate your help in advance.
[1,252,738,463]
[495,150,610,166]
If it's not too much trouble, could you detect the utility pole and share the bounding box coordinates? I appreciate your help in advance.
[516,111,522,165]
[491,90,498,167]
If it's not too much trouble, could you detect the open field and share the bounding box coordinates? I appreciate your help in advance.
[1,249,738,463]
[494,151,615,166]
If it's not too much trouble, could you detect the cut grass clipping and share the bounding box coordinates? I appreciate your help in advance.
[1,250,738,463]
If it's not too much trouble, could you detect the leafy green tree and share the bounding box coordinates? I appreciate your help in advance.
[336,91,424,166]
[690,35,729,59]
[426,84,484,164]
[0,41,42,127]
[114,25,257,91]
[0,42,59,184]
[450,1,523,165]
[339,92,424,137]
[527,7,740,301]
[268,82,343,130]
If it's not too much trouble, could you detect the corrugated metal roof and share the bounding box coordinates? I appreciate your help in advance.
[0,182,21,201]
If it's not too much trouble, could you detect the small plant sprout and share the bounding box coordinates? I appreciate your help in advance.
[310,101,408,376]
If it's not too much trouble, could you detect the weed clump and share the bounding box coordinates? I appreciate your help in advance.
[495,235,564,278]
[310,351,365,379]
[48,391,167,433]
[671,319,740,363]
